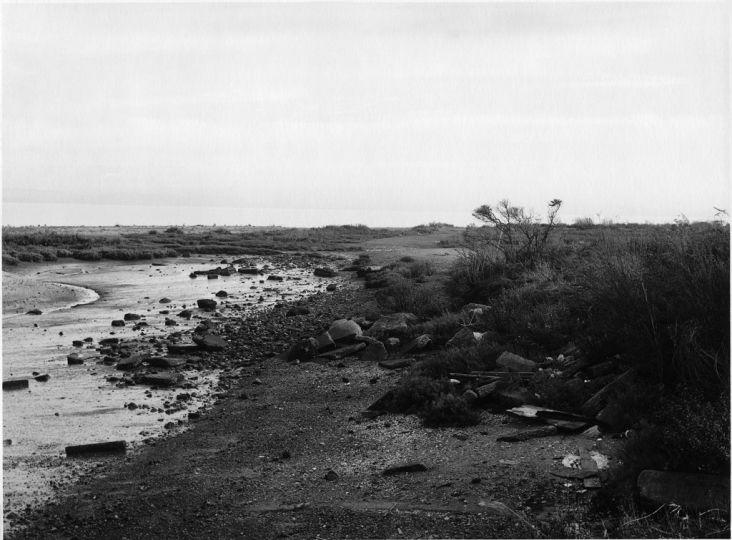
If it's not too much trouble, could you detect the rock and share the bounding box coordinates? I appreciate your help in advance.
[328,319,363,342]
[285,338,320,362]
[147,356,187,368]
[26,309,42,315]
[167,343,199,354]
[65,441,127,457]
[496,352,537,372]
[139,372,182,387]
[160,298,172,304]
[34,374,50,382]
[215,290,228,298]
[324,469,339,481]
[585,360,617,379]
[99,338,119,345]
[72,340,84,347]
[192,334,227,351]
[207,274,218,280]
[378,358,414,370]
[366,313,418,338]
[83,337,93,342]
[189,273,198,278]
[317,342,366,360]
[314,332,336,351]
[286,306,310,317]
[267,275,283,281]
[581,369,637,417]
[239,267,260,274]
[400,334,431,354]
[383,463,428,476]
[326,284,337,292]
[196,299,217,311]
[123,313,141,321]
[67,353,84,365]
[385,337,401,351]
[111,320,125,327]
[361,341,388,363]
[462,389,479,404]
[637,470,730,511]
[116,355,143,370]
[445,327,483,348]
[497,425,557,442]
[178,309,192,319]
[596,399,627,431]
[3,379,29,390]
[165,318,177,326]
[475,381,501,400]
[314,267,337,278]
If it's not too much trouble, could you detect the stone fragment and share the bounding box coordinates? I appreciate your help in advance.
[215,290,228,298]
[147,356,187,368]
[366,313,418,338]
[497,425,557,442]
[192,334,228,351]
[116,355,143,370]
[65,441,127,457]
[314,267,337,278]
[400,334,431,354]
[67,353,84,365]
[378,358,414,370]
[159,298,172,304]
[326,284,337,292]
[324,469,339,481]
[139,372,182,387]
[123,313,141,321]
[26,309,42,315]
[286,306,310,316]
[383,463,427,476]
[111,320,125,327]
[3,379,29,390]
[445,327,483,348]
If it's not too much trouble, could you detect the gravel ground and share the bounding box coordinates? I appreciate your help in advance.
[7,277,616,539]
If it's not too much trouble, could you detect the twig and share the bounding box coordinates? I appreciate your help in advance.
[621,504,667,526]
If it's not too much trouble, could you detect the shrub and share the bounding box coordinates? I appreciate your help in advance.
[375,274,448,317]
[471,198,563,265]
[148,229,159,235]
[38,248,58,261]
[400,255,415,263]
[379,375,455,414]
[16,251,43,263]
[575,225,729,392]
[56,249,73,258]
[572,217,595,228]
[71,249,102,261]
[165,227,183,234]
[2,254,19,266]
[407,312,463,345]
[412,343,502,379]
[420,394,481,427]
[446,247,511,304]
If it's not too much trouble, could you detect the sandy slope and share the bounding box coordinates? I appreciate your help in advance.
[2,271,96,315]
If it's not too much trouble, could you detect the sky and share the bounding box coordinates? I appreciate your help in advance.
[2,2,729,226]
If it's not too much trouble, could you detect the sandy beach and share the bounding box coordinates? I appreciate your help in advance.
[2,272,98,315]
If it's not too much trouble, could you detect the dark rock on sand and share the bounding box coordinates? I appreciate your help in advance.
[139,372,182,387]
[192,334,228,351]
[383,463,427,476]
[197,299,217,311]
[111,320,126,327]
[65,441,127,457]
[26,309,43,315]
[148,356,187,368]
[116,355,143,371]
[178,309,193,319]
[67,353,84,365]
[215,290,228,298]
[328,319,363,342]
[3,379,29,390]
[124,313,142,321]
[160,298,172,304]
[314,267,337,278]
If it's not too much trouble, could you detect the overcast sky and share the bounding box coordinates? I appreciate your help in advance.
[2,2,729,226]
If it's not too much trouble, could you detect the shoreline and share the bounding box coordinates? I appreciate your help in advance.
[2,272,101,316]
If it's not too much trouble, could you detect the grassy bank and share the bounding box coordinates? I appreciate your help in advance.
[361,213,729,537]
[2,224,405,265]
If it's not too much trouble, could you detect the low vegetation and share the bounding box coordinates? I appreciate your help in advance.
[1,224,403,266]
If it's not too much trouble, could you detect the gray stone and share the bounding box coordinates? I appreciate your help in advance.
[366,313,418,338]
[123,313,141,321]
[314,267,337,278]
[139,372,182,387]
[383,463,427,476]
[445,327,483,348]
[192,334,227,351]
[378,358,414,370]
[116,355,143,370]
[67,353,84,365]
[3,379,29,390]
[400,334,431,354]
[147,356,187,368]
[111,320,125,327]
[327,319,363,342]
[496,352,537,372]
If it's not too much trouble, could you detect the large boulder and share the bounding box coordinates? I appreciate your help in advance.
[328,319,363,342]
[196,299,217,311]
[496,352,538,372]
[192,334,227,351]
[637,470,730,511]
[116,355,143,371]
[365,313,418,339]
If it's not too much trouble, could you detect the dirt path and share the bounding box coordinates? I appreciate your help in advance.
[8,281,615,539]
